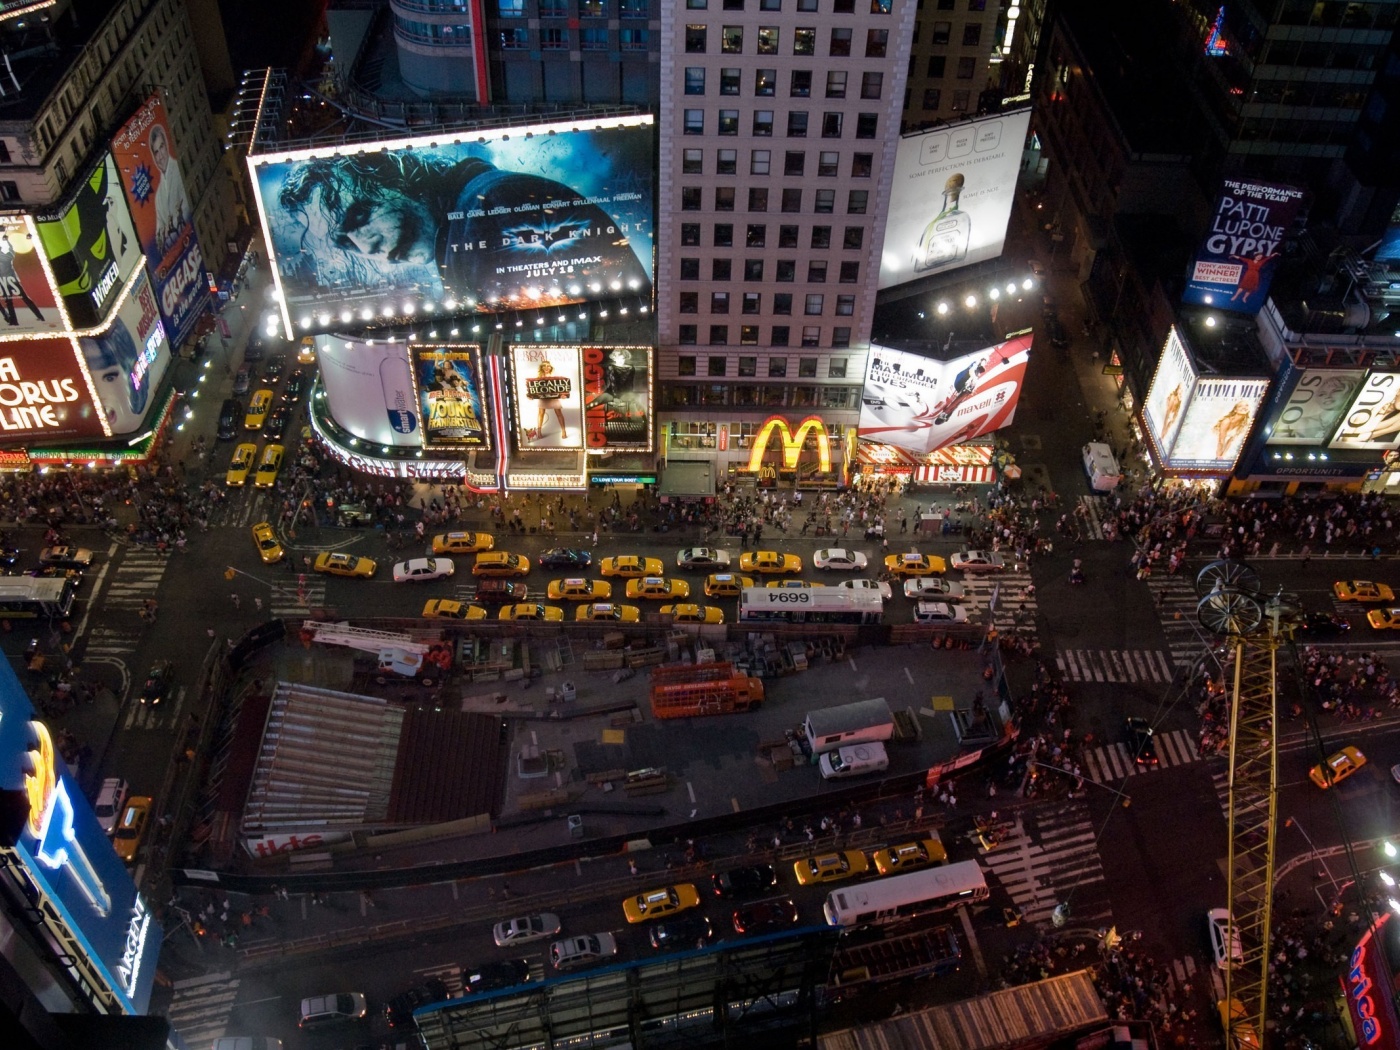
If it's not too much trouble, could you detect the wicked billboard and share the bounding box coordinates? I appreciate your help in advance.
[1182,178,1306,315]
[250,115,655,334]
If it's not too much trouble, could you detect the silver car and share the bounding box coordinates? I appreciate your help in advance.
[493,912,562,947]
[903,577,965,600]
[550,932,618,971]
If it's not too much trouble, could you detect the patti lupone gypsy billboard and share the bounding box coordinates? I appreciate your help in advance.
[582,346,651,450]
[413,344,488,448]
[78,267,171,436]
[0,218,65,333]
[250,115,655,334]
[110,92,212,346]
[1183,178,1306,315]
[510,345,583,451]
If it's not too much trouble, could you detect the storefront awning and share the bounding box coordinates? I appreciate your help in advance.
[914,464,997,484]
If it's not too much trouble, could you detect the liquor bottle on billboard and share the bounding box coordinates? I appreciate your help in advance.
[914,174,971,273]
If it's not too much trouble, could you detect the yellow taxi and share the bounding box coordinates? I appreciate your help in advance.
[600,554,664,578]
[872,837,947,876]
[622,883,701,924]
[297,335,317,364]
[112,795,151,863]
[766,579,823,589]
[226,443,257,486]
[432,531,495,554]
[626,576,692,601]
[498,603,565,622]
[1334,580,1395,602]
[576,602,642,623]
[739,550,803,574]
[313,552,377,578]
[1217,998,1262,1049]
[704,573,754,598]
[1309,745,1366,789]
[473,552,531,577]
[253,443,284,488]
[422,599,488,620]
[1368,607,1400,630]
[793,850,869,886]
[884,552,948,577]
[547,577,612,601]
[661,603,724,624]
[244,389,274,430]
[251,521,283,564]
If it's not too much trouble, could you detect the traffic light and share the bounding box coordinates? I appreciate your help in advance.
[224,567,236,581]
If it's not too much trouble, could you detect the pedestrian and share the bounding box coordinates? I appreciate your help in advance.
[253,597,263,611]
[501,882,511,900]
[592,529,599,546]
[230,593,240,609]
[628,858,638,876]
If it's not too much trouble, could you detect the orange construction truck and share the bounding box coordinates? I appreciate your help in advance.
[650,661,765,719]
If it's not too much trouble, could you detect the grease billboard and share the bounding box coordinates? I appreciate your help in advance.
[79,267,171,436]
[583,346,651,450]
[1267,369,1365,446]
[250,115,655,334]
[511,345,583,450]
[1142,329,1196,462]
[857,332,1032,455]
[1329,372,1400,450]
[878,109,1031,290]
[414,345,488,448]
[1183,178,1306,314]
[0,218,64,333]
[110,93,212,346]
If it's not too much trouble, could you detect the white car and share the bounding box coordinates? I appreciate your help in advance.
[392,557,456,583]
[494,912,562,947]
[550,932,618,971]
[903,578,966,600]
[813,548,869,571]
[1206,908,1242,969]
[677,547,731,570]
[913,601,969,624]
[950,550,1006,573]
[94,777,129,836]
[838,578,892,601]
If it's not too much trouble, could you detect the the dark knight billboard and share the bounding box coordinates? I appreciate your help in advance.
[250,115,654,333]
[1183,178,1306,315]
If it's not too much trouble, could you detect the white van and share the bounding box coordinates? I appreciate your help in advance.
[1082,441,1123,493]
[819,742,889,780]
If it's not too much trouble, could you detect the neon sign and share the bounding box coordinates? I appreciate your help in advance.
[745,415,832,474]
[25,721,112,916]
[116,895,151,999]
[1348,926,1384,1046]
[1205,7,1230,56]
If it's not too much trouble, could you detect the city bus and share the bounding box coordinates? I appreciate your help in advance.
[738,586,883,626]
[822,861,989,928]
[0,576,78,620]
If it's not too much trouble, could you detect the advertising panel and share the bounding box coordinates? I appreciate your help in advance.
[1182,178,1306,314]
[1329,372,1400,450]
[0,218,64,333]
[315,336,420,447]
[0,337,106,441]
[0,665,163,1014]
[1267,368,1365,446]
[1165,377,1270,471]
[1142,328,1196,461]
[79,267,171,436]
[583,346,651,450]
[37,155,143,330]
[1342,913,1400,1050]
[413,344,488,448]
[250,115,655,333]
[878,109,1031,290]
[857,332,1033,454]
[511,345,583,450]
[110,93,212,346]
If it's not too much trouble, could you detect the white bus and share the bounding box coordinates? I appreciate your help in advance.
[822,861,989,928]
[738,586,883,625]
[0,576,78,620]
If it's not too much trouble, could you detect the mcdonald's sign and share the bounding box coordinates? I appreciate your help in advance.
[744,415,833,475]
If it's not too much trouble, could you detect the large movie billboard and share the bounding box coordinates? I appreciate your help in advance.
[37,155,144,330]
[1182,178,1306,315]
[583,346,651,451]
[1142,328,1196,461]
[511,345,583,450]
[250,115,655,334]
[857,332,1032,454]
[414,344,488,448]
[1268,368,1365,446]
[0,218,64,333]
[1329,372,1400,450]
[1165,377,1269,471]
[110,93,211,346]
[79,267,171,436]
[878,109,1031,291]
[0,336,107,440]
[316,336,420,447]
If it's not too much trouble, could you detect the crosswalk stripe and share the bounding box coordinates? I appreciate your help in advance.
[980,798,1112,925]
[1055,649,1176,683]
[1075,496,1108,540]
[165,972,240,1046]
[1082,729,1209,782]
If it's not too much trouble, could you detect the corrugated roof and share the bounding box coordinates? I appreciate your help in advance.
[387,709,509,824]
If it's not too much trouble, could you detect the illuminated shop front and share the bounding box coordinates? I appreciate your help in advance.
[663,414,853,490]
[853,441,998,485]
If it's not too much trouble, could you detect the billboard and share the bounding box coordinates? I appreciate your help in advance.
[1142,328,1196,460]
[250,115,655,334]
[0,218,64,333]
[78,267,171,435]
[110,93,212,346]
[1165,376,1269,471]
[1267,368,1365,445]
[414,344,488,448]
[1329,372,1400,450]
[1343,914,1400,1050]
[316,336,421,447]
[856,332,1033,454]
[0,666,163,1014]
[37,155,144,330]
[0,336,107,441]
[583,346,651,451]
[511,345,583,450]
[1182,178,1306,314]
[878,109,1031,290]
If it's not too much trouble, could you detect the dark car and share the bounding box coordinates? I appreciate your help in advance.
[1125,716,1158,766]
[263,406,290,440]
[732,897,799,936]
[649,912,714,950]
[474,579,528,604]
[462,959,531,995]
[385,978,448,1028]
[141,660,175,706]
[242,337,266,363]
[217,398,243,441]
[539,548,592,570]
[1047,318,1070,349]
[711,864,778,898]
[1295,611,1351,639]
[283,369,306,399]
[263,355,286,381]
[0,547,20,568]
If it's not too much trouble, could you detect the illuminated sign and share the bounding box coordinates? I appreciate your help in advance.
[1204,6,1230,55]
[77,266,171,436]
[1183,178,1306,315]
[309,410,476,481]
[510,346,583,451]
[1142,328,1196,460]
[590,474,657,485]
[583,346,652,451]
[1168,377,1269,471]
[316,336,420,447]
[413,345,488,449]
[1267,368,1364,445]
[1329,372,1400,450]
[1344,915,1395,1048]
[745,416,832,475]
[0,336,108,440]
[0,218,65,333]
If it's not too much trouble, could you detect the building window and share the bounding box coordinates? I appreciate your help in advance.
[621,0,647,15]
[713,258,732,280]
[716,186,736,210]
[927,55,945,77]
[828,358,847,378]
[794,27,815,54]
[848,190,868,213]
[760,0,781,8]
[500,28,528,47]
[932,20,951,43]
[840,259,861,281]
[957,57,976,78]
[684,109,704,134]
[800,327,820,347]
[811,225,831,248]
[851,153,872,177]
[749,188,769,211]
[778,225,799,248]
[679,326,698,345]
[683,149,703,174]
[682,187,705,211]
[721,67,741,94]
[753,110,774,136]
[738,356,757,376]
[711,290,730,313]
[680,258,700,279]
[834,0,854,8]
[723,0,743,6]
[580,27,607,47]
[835,294,855,315]
[787,111,809,136]
[718,109,739,134]
[757,26,779,53]
[743,291,762,313]
[805,294,824,315]
[807,260,827,282]
[923,87,941,109]
[680,291,699,312]
[722,25,744,51]
[747,224,767,248]
[952,89,970,111]
[686,24,707,51]
[772,326,791,346]
[499,0,524,15]
[751,149,771,174]
[861,71,883,99]
[679,355,697,375]
[818,151,839,176]
[709,355,728,376]
[865,28,887,56]
[776,260,796,282]
[870,0,891,11]
[856,113,878,138]
[784,151,805,176]
[541,0,568,11]
[710,325,729,344]
[717,148,737,174]
[814,189,835,214]
[963,23,982,46]
[826,70,847,97]
[830,28,852,56]
[681,222,701,245]
[714,223,734,247]
[782,188,803,212]
[734,324,755,345]
[822,111,843,137]
[797,357,817,377]
[832,327,851,349]
[685,67,706,94]
[756,68,777,95]
[791,70,811,97]
[769,357,788,377]
[580,0,604,14]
